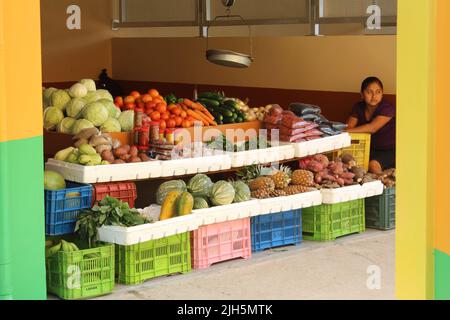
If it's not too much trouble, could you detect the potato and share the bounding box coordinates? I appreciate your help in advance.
[96,144,112,155]
[139,153,151,162]
[112,159,125,164]
[101,150,114,162]
[123,145,131,153]
[113,146,128,157]
[119,154,131,161]
[129,146,138,158]
[72,127,99,141]
[128,156,142,163]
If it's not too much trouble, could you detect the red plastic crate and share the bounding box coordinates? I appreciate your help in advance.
[191,218,252,269]
[93,182,137,208]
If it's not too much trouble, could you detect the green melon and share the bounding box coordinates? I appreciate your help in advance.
[210,181,235,206]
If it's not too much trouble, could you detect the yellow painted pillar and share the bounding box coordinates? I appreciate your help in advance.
[396,0,436,299]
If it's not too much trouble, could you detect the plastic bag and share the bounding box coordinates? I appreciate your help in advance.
[289,103,322,116]
[263,113,283,125]
[304,129,324,137]
[138,205,161,222]
[305,136,322,141]
[280,124,314,136]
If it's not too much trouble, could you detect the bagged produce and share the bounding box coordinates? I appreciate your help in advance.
[289,103,322,116]
[303,129,324,137]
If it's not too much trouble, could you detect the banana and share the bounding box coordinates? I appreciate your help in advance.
[46,242,62,257]
[69,242,79,251]
[61,240,72,252]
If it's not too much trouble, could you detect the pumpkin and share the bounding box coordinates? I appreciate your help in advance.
[156,180,187,205]
[187,174,214,198]
[230,180,251,203]
[209,181,235,206]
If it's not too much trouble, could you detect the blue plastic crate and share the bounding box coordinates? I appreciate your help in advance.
[45,182,93,235]
[251,210,302,252]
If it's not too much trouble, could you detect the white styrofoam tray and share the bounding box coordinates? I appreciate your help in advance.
[97,214,200,245]
[289,133,352,158]
[45,158,162,184]
[160,154,231,177]
[257,190,322,216]
[193,200,261,226]
[320,180,384,204]
[229,145,296,167]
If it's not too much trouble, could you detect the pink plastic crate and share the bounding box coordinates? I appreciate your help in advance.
[191,218,252,269]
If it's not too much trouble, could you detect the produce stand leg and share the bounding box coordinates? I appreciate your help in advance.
[0,0,46,299]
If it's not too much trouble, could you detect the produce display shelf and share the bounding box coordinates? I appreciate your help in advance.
[320,181,384,204]
[229,145,296,167]
[193,200,260,226]
[257,190,322,216]
[160,154,232,177]
[97,214,200,245]
[45,159,163,184]
[289,133,352,158]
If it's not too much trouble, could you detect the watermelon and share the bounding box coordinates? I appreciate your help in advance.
[230,180,251,203]
[193,197,209,209]
[187,174,213,197]
[210,181,235,206]
[156,180,187,205]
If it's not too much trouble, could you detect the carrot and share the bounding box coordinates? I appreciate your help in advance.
[187,109,208,126]
[194,110,217,126]
[200,107,215,121]
[183,99,195,108]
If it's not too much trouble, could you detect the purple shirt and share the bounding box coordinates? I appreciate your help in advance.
[351,99,396,150]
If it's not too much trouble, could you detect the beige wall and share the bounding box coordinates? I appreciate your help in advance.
[112,36,396,94]
[41,0,396,94]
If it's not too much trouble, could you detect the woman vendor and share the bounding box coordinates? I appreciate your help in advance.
[346,77,396,174]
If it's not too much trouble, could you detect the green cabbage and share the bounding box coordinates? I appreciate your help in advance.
[82,92,100,104]
[98,99,121,119]
[118,110,135,132]
[82,102,109,126]
[43,107,64,131]
[56,117,77,134]
[69,83,88,98]
[44,171,66,191]
[71,119,95,135]
[79,79,96,92]
[96,89,113,102]
[100,118,121,133]
[43,87,57,107]
[65,98,86,119]
[51,90,71,111]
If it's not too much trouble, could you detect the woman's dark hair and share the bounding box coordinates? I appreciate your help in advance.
[361,77,384,92]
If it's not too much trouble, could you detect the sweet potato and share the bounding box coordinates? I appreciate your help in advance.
[129,146,138,157]
[128,156,142,163]
[313,154,329,168]
[101,150,114,162]
[113,146,128,157]
[96,144,112,155]
[337,178,345,187]
[112,159,125,164]
[119,154,131,161]
[306,161,324,173]
[339,172,355,180]
[138,153,151,162]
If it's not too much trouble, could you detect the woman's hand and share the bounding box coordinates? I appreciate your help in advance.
[346,115,392,134]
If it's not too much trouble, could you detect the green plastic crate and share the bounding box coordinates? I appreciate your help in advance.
[46,244,115,300]
[365,187,396,230]
[116,232,191,285]
[302,199,365,241]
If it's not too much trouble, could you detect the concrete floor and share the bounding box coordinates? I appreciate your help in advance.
[91,229,395,300]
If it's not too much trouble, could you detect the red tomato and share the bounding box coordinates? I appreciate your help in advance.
[150,111,161,121]
[159,120,167,131]
[166,119,176,128]
[130,91,141,99]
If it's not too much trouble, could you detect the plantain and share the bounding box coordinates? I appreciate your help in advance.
[61,240,73,252]
[159,190,183,221]
[69,242,80,251]
[46,242,62,257]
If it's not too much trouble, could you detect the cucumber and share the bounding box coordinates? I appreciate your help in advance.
[223,116,235,124]
[198,98,221,109]
[198,92,224,101]
[231,113,238,120]
[220,103,236,112]
[235,117,243,123]
[217,107,233,118]
[223,100,239,111]
[212,112,223,122]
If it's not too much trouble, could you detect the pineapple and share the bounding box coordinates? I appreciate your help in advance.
[283,185,309,195]
[249,177,275,192]
[251,189,272,199]
[291,170,314,187]
[268,165,292,189]
[269,189,287,197]
[237,164,273,183]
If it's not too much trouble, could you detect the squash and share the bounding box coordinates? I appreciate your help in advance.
[156,180,187,205]
[159,190,183,220]
[230,180,251,203]
[187,174,213,197]
[210,181,235,206]
[176,192,194,216]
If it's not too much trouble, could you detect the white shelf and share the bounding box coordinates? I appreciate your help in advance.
[193,200,260,226]
[257,190,322,216]
[97,214,200,245]
[160,154,231,177]
[45,159,162,184]
[320,181,384,204]
[229,145,296,167]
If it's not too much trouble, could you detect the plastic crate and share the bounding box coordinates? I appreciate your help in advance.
[116,232,191,285]
[191,218,251,269]
[302,199,365,241]
[365,187,396,230]
[333,133,371,171]
[45,182,93,236]
[251,210,302,252]
[93,182,137,208]
[46,244,115,300]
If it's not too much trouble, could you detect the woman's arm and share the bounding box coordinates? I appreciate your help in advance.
[346,115,392,134]
[346,116,359,129]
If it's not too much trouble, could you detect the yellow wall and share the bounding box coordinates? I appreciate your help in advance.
[112,36,397,93]
[396,0,435,299]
